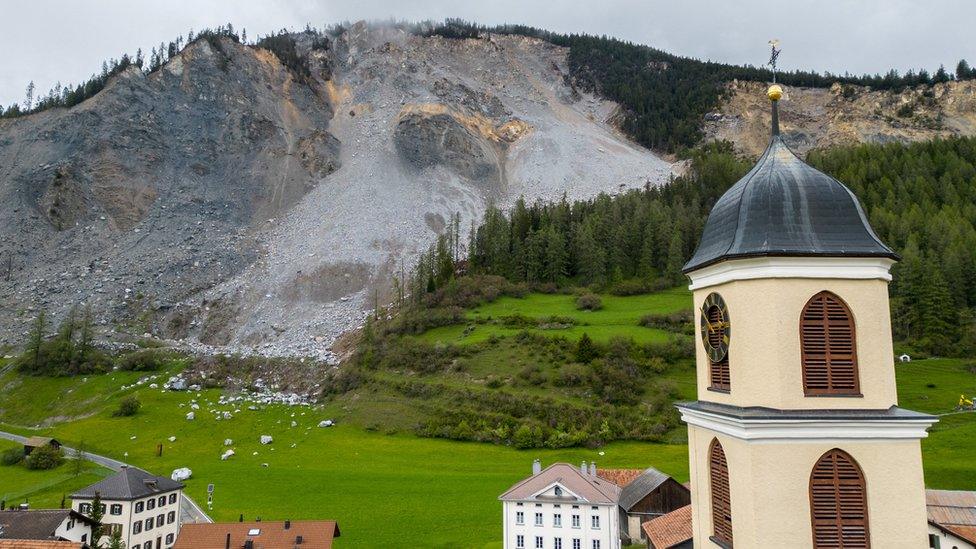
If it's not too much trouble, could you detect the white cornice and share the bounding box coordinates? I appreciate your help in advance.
[679,406,937,443]
[687,257,896,290]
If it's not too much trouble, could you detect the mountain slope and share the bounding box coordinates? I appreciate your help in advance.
[0,24,672,358]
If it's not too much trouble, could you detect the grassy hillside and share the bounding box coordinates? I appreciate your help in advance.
[0,438,112,509]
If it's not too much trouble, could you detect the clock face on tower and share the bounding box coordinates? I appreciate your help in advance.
[700,292,730,362]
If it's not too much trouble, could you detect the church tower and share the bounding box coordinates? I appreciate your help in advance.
[677,84,937,548]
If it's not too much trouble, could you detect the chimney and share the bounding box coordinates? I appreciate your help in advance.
[244,541,254,549]
[296,535,304,545]
[225,533,231,549]
[589,462,596,477]
[284,519,291,530]
[580,461,587,474]
[531,459,541,475]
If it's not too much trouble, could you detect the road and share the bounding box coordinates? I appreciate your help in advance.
[0,430,212,524]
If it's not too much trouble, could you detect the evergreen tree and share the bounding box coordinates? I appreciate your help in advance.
[87,491,105,548]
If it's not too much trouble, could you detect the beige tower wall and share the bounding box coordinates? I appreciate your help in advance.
[692,277,898,410]
[687,425,929,548]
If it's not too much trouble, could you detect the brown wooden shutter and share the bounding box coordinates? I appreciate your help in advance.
[708,306,731,390]
[810,449,870,548]
[801,292,860,396]
[709,439,733,546]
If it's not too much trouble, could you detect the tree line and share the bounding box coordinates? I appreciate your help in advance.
[409,137,976,357]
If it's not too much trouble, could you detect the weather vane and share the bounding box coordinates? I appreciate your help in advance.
[768,39,781,83]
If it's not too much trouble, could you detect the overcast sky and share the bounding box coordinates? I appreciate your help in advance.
[2,0,974,108]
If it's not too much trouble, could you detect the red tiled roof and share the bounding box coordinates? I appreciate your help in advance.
[596,468,643,487]
[642,504,692,549]
[0,542,83,549]
[173,521,339,549]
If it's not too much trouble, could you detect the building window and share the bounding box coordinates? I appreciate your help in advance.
[535,536,544,549]
[592,541,600,549]
[571,515,580,528]
[66,519,74,530]
[801,291,860,396]
[169,493,178,505]
[135,501,144,513]
[147,498,156,510]
[166,533,175,544]
[591,515,599,529]
[516,511,524,525]
[145,517,154,531]
[572,540,581,549]
[157,514,165,527]
[158,496,166,507]
[132,521,142,534]
[79,503,92,514]
[110,504,123,515]
[554,538,562,549]
[811,449,869,548]
[554,513,562,527]
[710,438,733,547]
[554,486,563,496]
[535,513,543,526]
[168,511,176,524]
[517,535,525,548]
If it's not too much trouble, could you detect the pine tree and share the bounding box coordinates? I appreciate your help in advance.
[957,59,972,80]
[26,310,47,372]
[24,81,35,112]
[88,491,105,548]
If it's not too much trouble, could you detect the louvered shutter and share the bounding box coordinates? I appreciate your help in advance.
[708,306,731,390]
[810,449,870,548]
[709,439,733,546]
[801,292,860,395]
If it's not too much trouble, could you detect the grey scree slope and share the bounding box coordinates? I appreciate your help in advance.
[682,134,898,273]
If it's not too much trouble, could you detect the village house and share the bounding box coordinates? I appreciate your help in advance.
[612,468,689,544]
[500,461,622,549]
[927,489,976,549]
[70,465,183,549]
[641,505,692,549]
[0,508,95,545]
[173,520,340,549]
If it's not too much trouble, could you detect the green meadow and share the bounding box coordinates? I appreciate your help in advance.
[1,289,974,547]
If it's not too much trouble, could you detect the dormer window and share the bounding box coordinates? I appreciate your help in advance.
[554,487,563,496]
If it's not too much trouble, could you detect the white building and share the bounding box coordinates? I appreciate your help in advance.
[71,465,184,549]
[500,461,621,549]
[0,508,96,544]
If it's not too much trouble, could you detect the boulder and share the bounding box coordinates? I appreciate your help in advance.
[260,435,273,444]
[171,467,192,481]
[221,449,235,461]
[168,436,176,442]
[224,438,233,446]
[186,411,195,420]
[318,419,334,428]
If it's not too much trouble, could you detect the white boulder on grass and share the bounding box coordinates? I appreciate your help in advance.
[186,412,195,420]
[224,439,233,446]
[260,435,273,445]
[318,420,334,428]
[221,449,235,461]
[222,411,232,420]
[171,467,192,481]
[168,436,176,442]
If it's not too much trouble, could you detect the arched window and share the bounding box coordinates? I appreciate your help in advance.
[709,439,733,546]
[810,449,870,548]
[800,291,860,396]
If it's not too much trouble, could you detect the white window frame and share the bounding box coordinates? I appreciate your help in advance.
[516,511,524,525]
[591,515,600,529]
[535,536,544,549]
[571,515,580,528]
[554,513,562,527]
[535,512,543,527]
[517,535,525,549]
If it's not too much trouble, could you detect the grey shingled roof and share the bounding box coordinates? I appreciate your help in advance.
[617,467,677,511]
[0,510,94,540]
[70,466,182,501]
[682,135,897,273]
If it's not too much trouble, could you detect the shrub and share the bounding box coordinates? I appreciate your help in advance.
[576,294,603,311]
[25,445,63,470]
[1,447,23,466]
[114,395,141,417]
[115,349,171,371]
[575,333,599,363]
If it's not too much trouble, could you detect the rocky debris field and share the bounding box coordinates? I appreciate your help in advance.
[0,23,673,359]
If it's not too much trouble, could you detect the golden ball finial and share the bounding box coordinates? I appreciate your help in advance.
[767,84,783,101]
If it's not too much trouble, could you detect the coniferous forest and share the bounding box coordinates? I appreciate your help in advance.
[408,137,976,358]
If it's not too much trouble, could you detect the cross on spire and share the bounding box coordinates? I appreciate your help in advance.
[768,39,781,83]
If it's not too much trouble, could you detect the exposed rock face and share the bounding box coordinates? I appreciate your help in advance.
[0,24,672,358]
[706,80,976,157]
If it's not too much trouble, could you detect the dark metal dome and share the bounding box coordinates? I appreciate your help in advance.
[683,130,898,274]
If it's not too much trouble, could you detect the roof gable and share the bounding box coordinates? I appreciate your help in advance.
[499,463,620,505]
[0,510,91,541]
[618,467,683,511]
